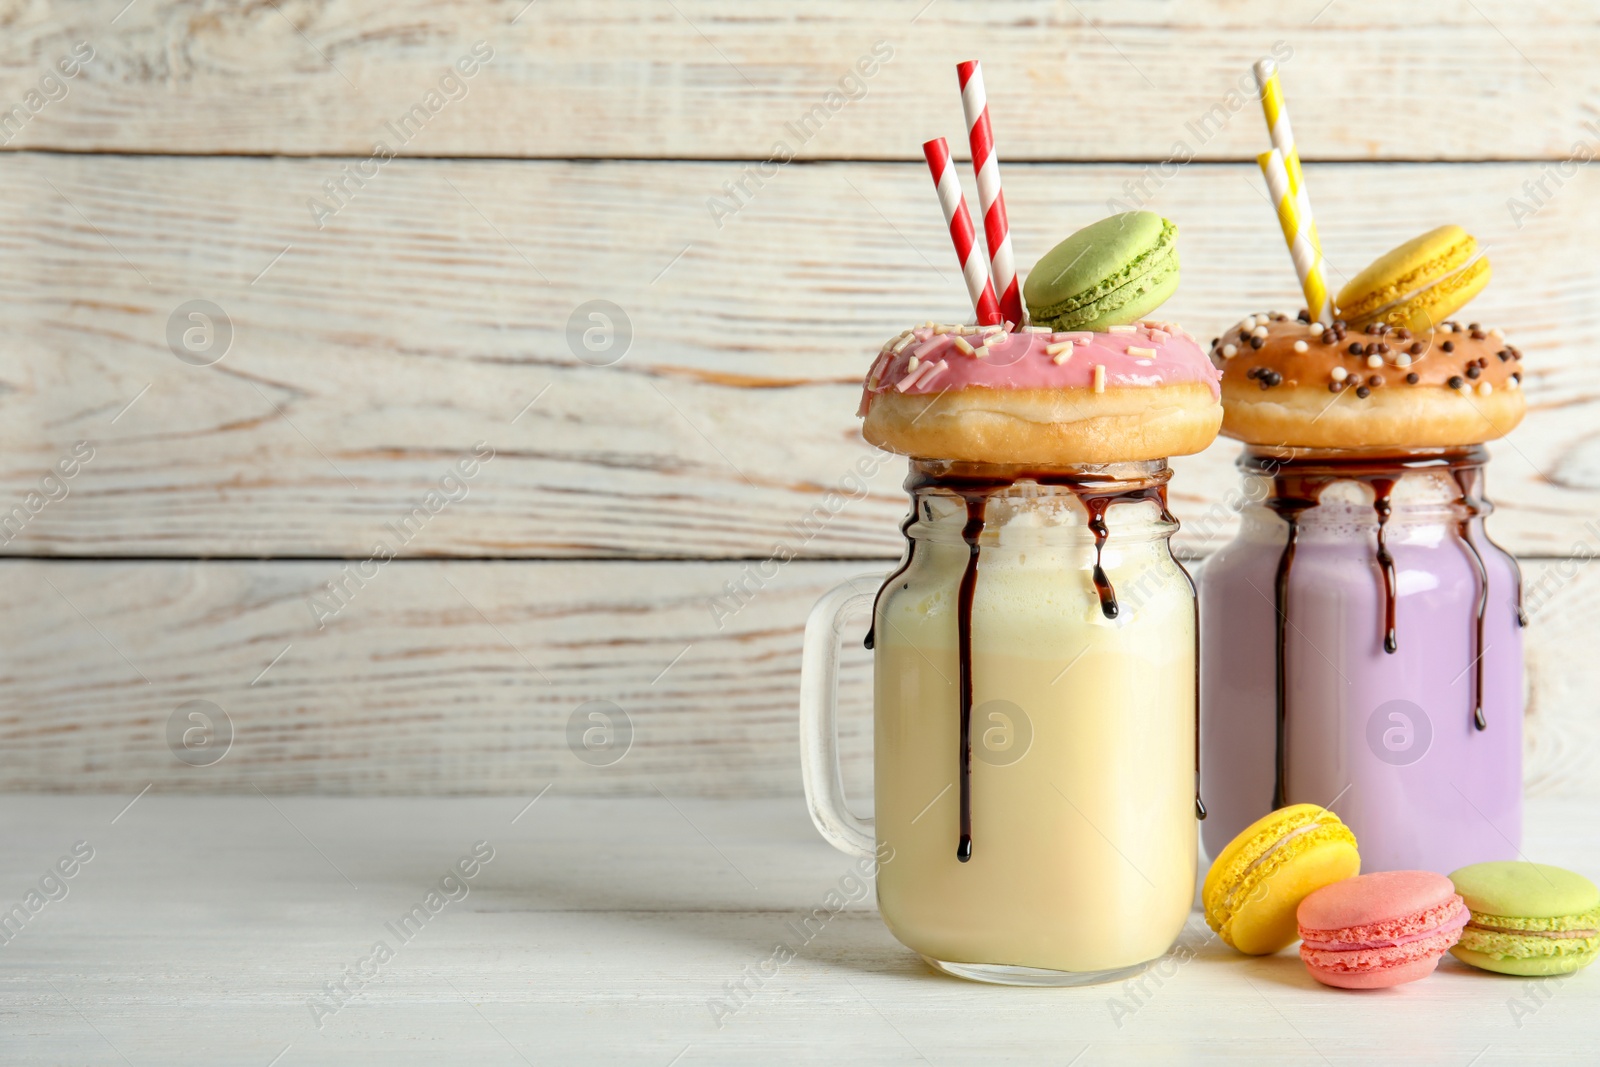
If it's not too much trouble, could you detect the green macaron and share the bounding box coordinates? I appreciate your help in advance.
[1023,211,1179,332]
[1449,862,1600,977]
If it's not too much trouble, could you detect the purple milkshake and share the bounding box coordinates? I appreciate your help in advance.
[1199,303,1528,875]
[1200,447,1524,874]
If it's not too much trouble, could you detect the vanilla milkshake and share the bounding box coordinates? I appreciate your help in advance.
[871,466,1197,973]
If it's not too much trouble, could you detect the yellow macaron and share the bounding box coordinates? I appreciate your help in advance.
[1203,804,1361,955]
[1337,224,1491,333]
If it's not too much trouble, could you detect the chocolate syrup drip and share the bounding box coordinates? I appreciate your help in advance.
[1447,466,1494,731]
[1454,464,1528,629]
[954,495,986,862]
[1085,497,1120,619]
[863,510,919,652]
[1456,521,1491,731]
[1264,496,1315,811]
[872,463,1188,861]
[1244,446,1519,809]
[1372,479,1399,655]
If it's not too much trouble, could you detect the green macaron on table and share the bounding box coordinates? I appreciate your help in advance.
[1451,862,1600,976]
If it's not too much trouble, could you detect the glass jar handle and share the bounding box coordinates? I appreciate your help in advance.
[798,574,880,859]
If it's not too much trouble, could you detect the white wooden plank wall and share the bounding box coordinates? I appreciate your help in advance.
[3,1,1598,159]
[2,0,1596,795]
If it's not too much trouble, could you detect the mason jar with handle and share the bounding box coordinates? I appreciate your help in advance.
[799,458,1201,986]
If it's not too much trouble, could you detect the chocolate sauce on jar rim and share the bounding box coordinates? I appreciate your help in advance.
[1241,446,1526,810]
[869,460,1206,864]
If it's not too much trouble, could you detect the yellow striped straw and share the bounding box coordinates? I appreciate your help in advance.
[1258,149,1332,325]
[1254,59,1333,324]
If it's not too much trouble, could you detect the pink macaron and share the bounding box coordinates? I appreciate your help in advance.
[1297,870,1469,989]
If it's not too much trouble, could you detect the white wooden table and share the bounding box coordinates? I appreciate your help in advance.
[3,793,1594,1065]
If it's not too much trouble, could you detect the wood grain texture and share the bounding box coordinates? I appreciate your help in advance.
[2,557,1596,799]
[1,153,1596,558]
[3,794,1599,1065]
[2,1,1599,160]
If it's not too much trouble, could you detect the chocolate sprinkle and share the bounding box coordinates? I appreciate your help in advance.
[1356,385,1371,398]
[1449,376,1465,389]
[1467,365,1481,379]
[1406,372,1420,384]
[1442,341,1455,352]
[1348,343,1363,355]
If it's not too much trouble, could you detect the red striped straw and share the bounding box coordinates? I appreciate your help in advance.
[922,137,1002,326]
[956,60,1023,326]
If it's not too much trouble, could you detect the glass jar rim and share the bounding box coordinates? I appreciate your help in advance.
[1238,444,1488,476]
[907,457,1173,494]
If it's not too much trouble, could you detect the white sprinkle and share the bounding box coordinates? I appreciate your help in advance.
[931,324,950,334]
[1242,315,1258,329]
[1024,325,1052,334]
[1052,350,1072,365]
[1045,341,1074,356]
[1001,320,1016,332]
[1395,353,1412,368]
[1293,340,1309,353]
[951,336,976,356]
[907,355,920,372]
[1478,381,1494,396]
[1108,324,1137,334]
[1330,366,1349,382]
[1308,322,1324,336]
[1093,364,1106,393]
[1366,354,1383,369]
[891,333,915,354]
[1507,376,1520,390]
[1127,346,1158,358]
[1221,343,1238,358]
[1252,325,1269,339]
[1490,327,1505,340]
[1440,323,1454,333]
[974,345,991,359]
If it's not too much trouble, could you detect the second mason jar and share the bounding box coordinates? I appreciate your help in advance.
[1199,446,1524,875]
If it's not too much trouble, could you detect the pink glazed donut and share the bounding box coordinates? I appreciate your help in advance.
[859,321,1221,465]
